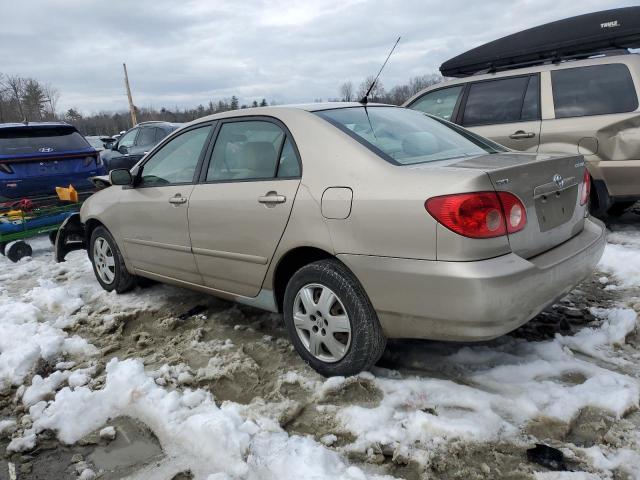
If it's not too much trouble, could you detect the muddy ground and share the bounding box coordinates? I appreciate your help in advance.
[0,209,639,480]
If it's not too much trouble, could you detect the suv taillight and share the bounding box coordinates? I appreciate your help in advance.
[425,191,527,239]
[83,155,96,167]
[0,163,13,174]
[579,170,590,206]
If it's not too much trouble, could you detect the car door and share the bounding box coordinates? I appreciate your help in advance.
[188,118,302,297]
[459,74,541,152]
[117,123,215,284]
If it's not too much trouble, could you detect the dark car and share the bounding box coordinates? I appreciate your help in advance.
[100,121,182,171]
[0,122,104,201]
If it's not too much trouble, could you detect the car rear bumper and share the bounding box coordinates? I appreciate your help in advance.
[588,159,640,198]
[0,171,101,200]
[338,217,606,341]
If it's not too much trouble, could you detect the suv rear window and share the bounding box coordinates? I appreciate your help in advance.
[462,76,537,126]
[316,106,505,166]
[551,64,638,118]
[0,126,90,156]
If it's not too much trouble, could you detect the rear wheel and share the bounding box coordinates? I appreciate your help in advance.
[6,241,32,262]
[89,226,136,293]
[283,259,386,376]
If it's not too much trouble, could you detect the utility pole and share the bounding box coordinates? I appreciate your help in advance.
[123,63,137,126]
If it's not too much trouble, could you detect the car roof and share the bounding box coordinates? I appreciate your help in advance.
[0,121,76,130]
[187,102,396,125]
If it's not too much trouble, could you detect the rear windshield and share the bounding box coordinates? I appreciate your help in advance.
[315,106,505,165]
[0,126,90,156]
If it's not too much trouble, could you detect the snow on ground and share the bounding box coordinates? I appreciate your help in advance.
[0,219,639,479]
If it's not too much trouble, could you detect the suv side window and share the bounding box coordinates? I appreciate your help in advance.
[155,128,170,143]
[139,125,212,187]
[410,86,463,120]
[136,127,157,147]
[118,128,138,148]
[462,76,531,126]
[206,120,289,181]
[551,64,638,118]
[521,75,540,121]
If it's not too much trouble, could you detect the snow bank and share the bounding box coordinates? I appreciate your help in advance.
[336,308,639,467]
[11,358,390,480]
[599,228,640,288]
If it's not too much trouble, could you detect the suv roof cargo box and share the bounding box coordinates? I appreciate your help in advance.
[441,7,640,78]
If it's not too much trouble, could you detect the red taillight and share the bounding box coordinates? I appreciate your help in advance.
[580,170,590,206]
[425,191,526,239]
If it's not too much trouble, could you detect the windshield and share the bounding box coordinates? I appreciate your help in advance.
[0,126,90,156]
[315,106,506,165]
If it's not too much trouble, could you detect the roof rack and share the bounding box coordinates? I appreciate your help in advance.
[441,7,640,78]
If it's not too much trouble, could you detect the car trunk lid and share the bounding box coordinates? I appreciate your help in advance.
[449,152,588,258]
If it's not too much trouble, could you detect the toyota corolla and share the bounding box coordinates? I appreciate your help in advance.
[74,104,605,376]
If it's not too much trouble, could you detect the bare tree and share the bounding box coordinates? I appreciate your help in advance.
[357,75,385,102]
[339,81,353,102]
[2,74,25,120]
[42,83,60,119]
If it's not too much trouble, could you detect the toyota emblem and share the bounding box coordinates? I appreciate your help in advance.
[553,174,564,188]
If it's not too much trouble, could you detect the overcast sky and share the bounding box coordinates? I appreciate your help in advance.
[1,0,634,114]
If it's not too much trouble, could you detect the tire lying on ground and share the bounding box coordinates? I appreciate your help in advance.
[5,241,32,263]
[89,226,136,293]
[283,259,387,377]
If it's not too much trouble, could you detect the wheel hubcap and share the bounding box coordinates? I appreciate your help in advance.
[93,237,116,284]
[293,283,351,363]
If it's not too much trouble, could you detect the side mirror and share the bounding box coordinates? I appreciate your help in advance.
[118,145,128,155]
[110,169,133,186]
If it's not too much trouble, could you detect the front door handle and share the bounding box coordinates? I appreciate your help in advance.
[509,130,536,139]
[258,191,286,205]
[168,194,187,205]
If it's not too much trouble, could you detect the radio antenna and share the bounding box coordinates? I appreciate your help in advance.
[360,36,401,105]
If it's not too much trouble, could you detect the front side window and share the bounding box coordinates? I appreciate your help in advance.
[136,127,157,147]
[409,85,463,121]
[552,64,638,118]
[316,106,505,166]
[462,76,531,126]
[140,125,212,186]
[206,121,288,181]
[118,129,138,148]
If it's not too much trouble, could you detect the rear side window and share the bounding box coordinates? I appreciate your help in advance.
[206,121,287,181]
[409,86,463,121]
[136,128,157,147]
[551,64,638,118]
[462,76,533,126]
[0,127,89,156]
[155,128,169,143]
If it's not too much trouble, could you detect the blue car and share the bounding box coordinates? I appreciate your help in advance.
[0,122,105,201]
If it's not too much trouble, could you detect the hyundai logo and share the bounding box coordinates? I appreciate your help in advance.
[553,174,564,188]
[38,147,54,153]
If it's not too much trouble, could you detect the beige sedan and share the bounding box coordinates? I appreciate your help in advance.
[78,104,606,376]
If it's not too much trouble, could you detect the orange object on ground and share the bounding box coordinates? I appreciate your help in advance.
[56,185,78,202]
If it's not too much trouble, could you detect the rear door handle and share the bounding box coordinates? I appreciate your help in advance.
[509,130,536,139]
[168,194,187,205]
[258,191,286,205]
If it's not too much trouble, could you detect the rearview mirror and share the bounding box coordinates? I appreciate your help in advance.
[110,169,133,186]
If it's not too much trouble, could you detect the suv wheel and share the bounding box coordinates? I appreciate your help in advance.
[283,259,386,376]
[89,226,136,293]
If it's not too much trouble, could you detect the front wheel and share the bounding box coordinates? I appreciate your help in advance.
[89,226,136,293]
[283,259,386,376]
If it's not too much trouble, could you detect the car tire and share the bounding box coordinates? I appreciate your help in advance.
[0,242,6,256]
[6,241,32,263]
[89,226,136,293]
[607,201,636,217]
[283,259,386,377]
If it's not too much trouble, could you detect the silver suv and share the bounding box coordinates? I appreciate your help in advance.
[406,52,640,216]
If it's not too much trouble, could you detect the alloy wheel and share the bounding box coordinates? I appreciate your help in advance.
[293,283,351,363]
[93,237,116,284]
